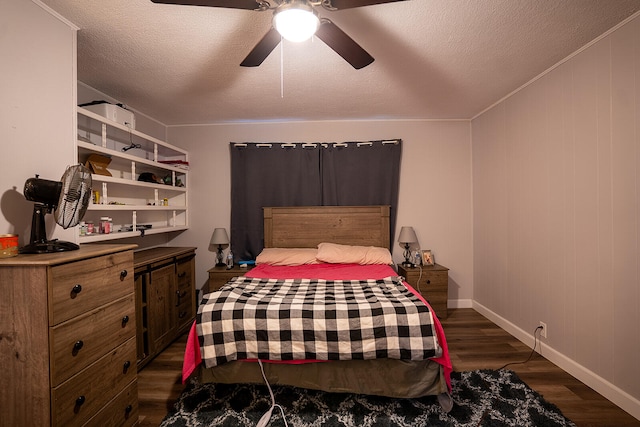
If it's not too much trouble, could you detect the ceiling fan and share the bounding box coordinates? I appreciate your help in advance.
[150,0,408,69]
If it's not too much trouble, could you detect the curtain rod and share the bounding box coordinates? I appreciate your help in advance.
[232,139,400,149]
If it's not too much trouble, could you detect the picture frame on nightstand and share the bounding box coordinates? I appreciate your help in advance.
[422,250,434,266]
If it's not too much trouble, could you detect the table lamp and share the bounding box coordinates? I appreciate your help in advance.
[398,226,418,267]
[210,228,229,267]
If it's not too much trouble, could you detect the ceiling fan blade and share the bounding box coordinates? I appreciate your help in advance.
[150,0,266,10]
[240,27,281,67]
[315,20,374,69]
[323,0,407,10]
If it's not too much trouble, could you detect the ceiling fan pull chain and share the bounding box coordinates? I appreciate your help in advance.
[280,39,284,98]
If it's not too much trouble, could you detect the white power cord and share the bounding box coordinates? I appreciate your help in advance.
[256,360,289,427]
[415,265,423,294]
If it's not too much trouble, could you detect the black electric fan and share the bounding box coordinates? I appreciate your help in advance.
[20,164,93,254]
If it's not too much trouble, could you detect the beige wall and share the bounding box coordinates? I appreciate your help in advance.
[0,1,77,246]
[472,14,640,418]
[167,120,474,300]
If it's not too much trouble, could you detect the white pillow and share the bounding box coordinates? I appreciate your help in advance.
[316,242,393,265]
[256,248,319,266]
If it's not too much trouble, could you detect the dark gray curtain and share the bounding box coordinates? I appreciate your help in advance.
[321,140,401,246]
[230,140,401,261]
[230,144,322,261]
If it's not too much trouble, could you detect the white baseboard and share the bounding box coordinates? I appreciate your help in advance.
[448,298,473,309]
[471,301,640,421]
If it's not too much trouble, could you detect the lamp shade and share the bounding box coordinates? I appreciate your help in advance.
[398,226,418,244]
[210,228,229,246]
[273,1,319,42]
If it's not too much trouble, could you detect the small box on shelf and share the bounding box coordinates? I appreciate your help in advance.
[85,154,113,176]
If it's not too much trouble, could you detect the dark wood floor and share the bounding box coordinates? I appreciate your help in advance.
[137,308,640,426]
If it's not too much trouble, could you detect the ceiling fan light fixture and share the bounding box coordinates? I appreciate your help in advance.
[273,1,320,43]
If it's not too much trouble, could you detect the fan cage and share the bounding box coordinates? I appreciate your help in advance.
[55,164,93,229]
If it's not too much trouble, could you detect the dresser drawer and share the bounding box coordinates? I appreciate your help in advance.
[51,294,136,386]
[177,272,192,291]
[397,264,449,320]
[176,255,194,289]
[176,287,193,312]
[51,252,133,325]
[52,337,136,427]
[84,380,138,427]
[422,270,447,291]
[424,291,447,318]
[420,271,448,319]
[176,289,194,329]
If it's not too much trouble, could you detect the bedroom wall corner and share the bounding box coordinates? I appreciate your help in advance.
[471,13,640,419]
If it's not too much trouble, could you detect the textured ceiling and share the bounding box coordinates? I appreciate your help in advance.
[41,0,640,125]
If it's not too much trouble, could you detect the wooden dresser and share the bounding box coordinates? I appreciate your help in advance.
[397,263,449,320]
[0,244,138,427]
[133,247,196,369]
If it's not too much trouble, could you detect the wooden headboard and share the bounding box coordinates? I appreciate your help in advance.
[263,205,390,249]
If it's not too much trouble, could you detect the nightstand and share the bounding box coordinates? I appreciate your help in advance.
[205,264,254,295]
[397,263,449,320]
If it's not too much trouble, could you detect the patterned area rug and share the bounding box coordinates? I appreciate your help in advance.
[160,369,576,427]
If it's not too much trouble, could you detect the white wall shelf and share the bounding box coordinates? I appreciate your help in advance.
[76,107,189,243]
[78,226,189,243]
[87,205,187,211]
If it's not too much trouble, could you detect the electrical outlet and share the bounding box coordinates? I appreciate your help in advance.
[539,321,547,338]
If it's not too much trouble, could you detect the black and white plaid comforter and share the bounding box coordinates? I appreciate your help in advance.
[197,276,441,368]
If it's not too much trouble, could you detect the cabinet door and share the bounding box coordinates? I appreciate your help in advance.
[147,264,176,355]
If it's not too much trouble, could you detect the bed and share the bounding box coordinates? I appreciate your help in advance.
[183,206,452,407]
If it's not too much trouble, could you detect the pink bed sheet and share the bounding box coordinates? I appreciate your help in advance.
[182,263,452,391]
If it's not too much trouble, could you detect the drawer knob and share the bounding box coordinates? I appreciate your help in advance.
[120,270,128,280]
[72,340,84,355]
[176,290,187,306]
[75,395,86,407]
[179,310,187,319]
[123,360,131,373]
[122,315,130,326]
[426,280,431,284]
[71,284,82,295]
[178,272,187,278]
[125,404,133,417]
